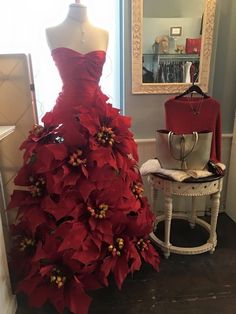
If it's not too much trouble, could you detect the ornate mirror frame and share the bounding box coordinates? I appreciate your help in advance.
[132,0,216,94]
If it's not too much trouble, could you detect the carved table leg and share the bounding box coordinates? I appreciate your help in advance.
[150,185,158,216]
[189,196,197,229]
[209,190,221,254]
[149,177,159,232]
[164,193,173,259]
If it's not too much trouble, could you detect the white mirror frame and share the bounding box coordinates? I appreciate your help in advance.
[132,0,216,94]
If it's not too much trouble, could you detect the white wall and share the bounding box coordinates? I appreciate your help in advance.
[143,17,202,53]
[143,0,205,18]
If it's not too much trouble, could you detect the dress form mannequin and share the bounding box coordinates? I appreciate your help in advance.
[46,2,109,54]
[183,61,192,83]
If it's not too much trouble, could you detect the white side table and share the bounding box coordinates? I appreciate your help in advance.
[0,125,17,314]
[148,173,224,259]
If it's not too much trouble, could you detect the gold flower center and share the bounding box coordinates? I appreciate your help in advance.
[136,238,150,252]
[29,176,46,197]
[87,203,108,219]
[19,237,35,251]
[68,149,87,167]
[96,126,116,146]
[108,238,124,256]
[132,183,144,199]
[50,267,66,289]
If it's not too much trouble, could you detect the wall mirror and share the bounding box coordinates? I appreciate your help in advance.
[132,0,216,94]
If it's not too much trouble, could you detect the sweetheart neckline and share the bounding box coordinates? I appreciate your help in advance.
[51,47,106,56]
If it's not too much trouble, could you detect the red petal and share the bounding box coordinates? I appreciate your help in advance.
[65,278,92,314]
[23,206,48,232]
[77,177,95,201]
[59,223,87,251]
[7,190,31,209]
[46,143,68,160]
[129,243,142,273]
[141,244,160,271]
[113,255,129,290]
[28,285,50,309]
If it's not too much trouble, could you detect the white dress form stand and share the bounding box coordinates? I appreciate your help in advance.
[184,61,192,83]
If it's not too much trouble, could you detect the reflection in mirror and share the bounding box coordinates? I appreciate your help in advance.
[132,0,216,94]
[143,0,204,84]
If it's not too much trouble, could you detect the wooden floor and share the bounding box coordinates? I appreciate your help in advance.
[17,213,236,314]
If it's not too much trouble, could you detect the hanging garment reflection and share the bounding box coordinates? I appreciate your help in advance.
[143,59,200,83]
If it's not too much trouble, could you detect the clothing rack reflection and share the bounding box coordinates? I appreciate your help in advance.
[142,53,200,84]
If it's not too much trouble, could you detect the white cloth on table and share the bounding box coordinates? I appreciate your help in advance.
[140,159,222,182]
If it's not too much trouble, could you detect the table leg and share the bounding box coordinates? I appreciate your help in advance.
[189,196,197,229]
[209,190,221,254]
[150,184,158,215]
[164,193,173,258]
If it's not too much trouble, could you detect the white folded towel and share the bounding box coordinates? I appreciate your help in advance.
[186,169,213,178]
[140,159,189,182]
[140,159,225,182]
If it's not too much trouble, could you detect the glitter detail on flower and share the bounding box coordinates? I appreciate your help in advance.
[108,238,124,257]
[96,126,116,146]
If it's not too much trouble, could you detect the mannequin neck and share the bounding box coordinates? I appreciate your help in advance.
[67,4,88,23]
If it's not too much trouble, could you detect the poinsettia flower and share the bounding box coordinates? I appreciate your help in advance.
[9,220,38,282]
[126,238,160,274]
[20,124,63,164]
[17,233,92,314]
[81,188,130,244]
[13,165,49,200]
[8,177,47,217]
[99,235,133,289]
[61,147,89,187]
[38,145,94,197]
[99,235,160,290]
[76,104,138,170]
[27,124,57,143]
[135,238,160,271]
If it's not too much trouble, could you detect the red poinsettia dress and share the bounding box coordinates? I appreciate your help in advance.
[8,47,159,314]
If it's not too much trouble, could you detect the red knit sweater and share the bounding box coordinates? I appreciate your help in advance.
[165,96,222,163]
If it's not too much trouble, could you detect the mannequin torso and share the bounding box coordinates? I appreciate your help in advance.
[46,3,109,54]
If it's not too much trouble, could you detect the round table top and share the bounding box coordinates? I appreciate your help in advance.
[152,172,224,183]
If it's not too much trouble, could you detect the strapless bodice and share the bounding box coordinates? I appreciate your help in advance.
[52,47,106,86]
[47,47,108,122]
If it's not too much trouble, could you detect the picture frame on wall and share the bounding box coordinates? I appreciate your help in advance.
[170,26,182,37]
